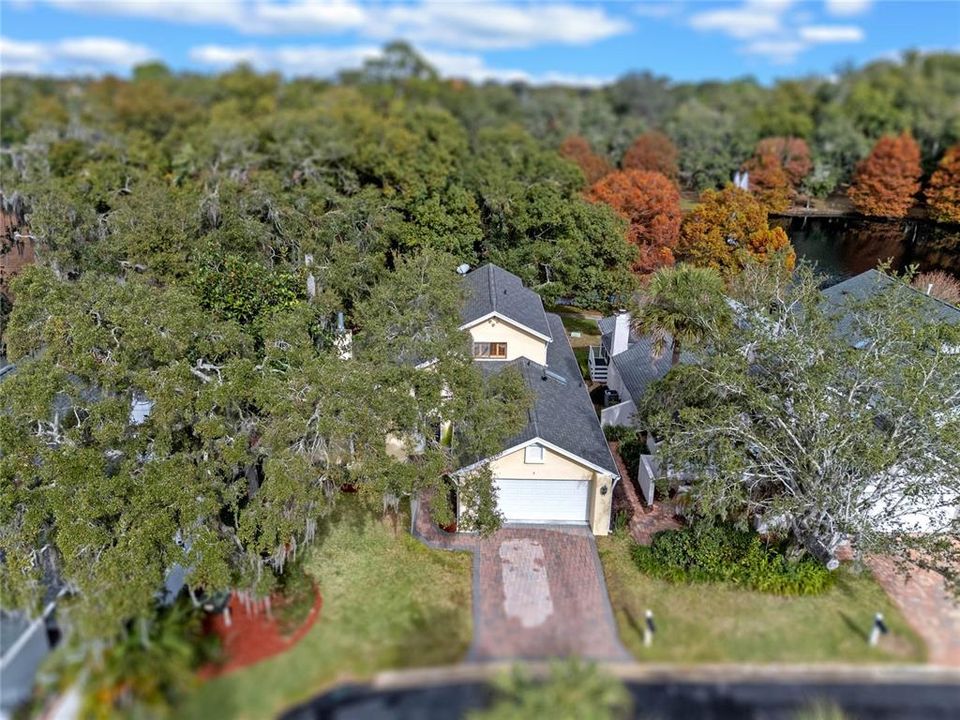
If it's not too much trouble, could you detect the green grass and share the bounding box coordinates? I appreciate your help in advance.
[598,534,925,664]
[559,313,601,336]
[182,496,473,720]
[573,346,591,380]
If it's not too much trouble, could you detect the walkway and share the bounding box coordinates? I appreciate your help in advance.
[867,555,960,667]
[412,495,630,662]
[608,440,683,545]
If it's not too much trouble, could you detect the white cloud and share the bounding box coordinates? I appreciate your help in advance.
[689,1,793,40]
[632,3,682,19]
[740,39,807,64]
[39,1,629,49]
[189,42,611,86]
[366,3,631,50]
[824,0,872,17]
[190,43,380,77]
[0,35,154,75]
[799,25,865,43]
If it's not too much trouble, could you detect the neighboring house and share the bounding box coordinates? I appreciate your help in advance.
[590,313,691,428]
[593,268,960,513]
[1,601,61,718]
[453,265,620,535]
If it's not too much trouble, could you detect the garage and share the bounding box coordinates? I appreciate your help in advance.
[493,478,590,524]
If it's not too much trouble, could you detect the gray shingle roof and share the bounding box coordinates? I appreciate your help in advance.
[503,314,617,474]
[598,315,693,405]
[611,336,693,405]
[461,264,553,341]
[471,314,618,476]
[821,269,960,329]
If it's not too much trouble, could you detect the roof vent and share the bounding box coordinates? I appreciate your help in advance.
[544,369,568,385]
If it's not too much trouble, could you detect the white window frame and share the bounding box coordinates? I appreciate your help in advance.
[524,444,545,464]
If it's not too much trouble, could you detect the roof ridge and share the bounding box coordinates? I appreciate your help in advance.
[487,264,497,314]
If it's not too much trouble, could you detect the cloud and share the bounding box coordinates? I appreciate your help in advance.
[632,3,682,19]
[824,0,872,17]
[689,1,793,40]
[799,25,865,43]
[740,39,807,64]
[0,35,154,75]
[189,42,611,86]
[39,1,629,49]
[368,3,630,50]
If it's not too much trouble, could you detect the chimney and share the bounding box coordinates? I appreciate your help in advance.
[611,310,630,357]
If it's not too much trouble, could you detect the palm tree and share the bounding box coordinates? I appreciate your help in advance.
[633,264,729,366]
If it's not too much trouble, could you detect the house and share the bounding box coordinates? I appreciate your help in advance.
[590,312,691,428]
[453,265,620,535]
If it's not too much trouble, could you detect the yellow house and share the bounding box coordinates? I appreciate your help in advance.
[453,265,619,536]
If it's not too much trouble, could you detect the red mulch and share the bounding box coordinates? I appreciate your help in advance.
[198,586,323,678]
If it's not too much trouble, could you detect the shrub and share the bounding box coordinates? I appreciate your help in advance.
[603,424,637,442]
[631,524,833,596]
[619,434,646,482]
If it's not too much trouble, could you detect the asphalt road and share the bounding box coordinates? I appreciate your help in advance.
[280,678,960,720]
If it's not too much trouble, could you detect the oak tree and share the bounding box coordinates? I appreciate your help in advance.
[643,267,960,593]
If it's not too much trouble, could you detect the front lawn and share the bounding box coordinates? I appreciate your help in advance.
[182,496,473,719]
[598,534,925,664]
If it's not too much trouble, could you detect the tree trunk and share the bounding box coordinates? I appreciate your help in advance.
[671,339,682,367]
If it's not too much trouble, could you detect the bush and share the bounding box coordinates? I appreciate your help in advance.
[631,524,833,596]
[618,434,646,482]
[603,424,636,442]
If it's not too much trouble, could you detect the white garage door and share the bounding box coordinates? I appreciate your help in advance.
[494,479,590,524]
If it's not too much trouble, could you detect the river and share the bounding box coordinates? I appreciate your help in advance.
[774,216,960,284]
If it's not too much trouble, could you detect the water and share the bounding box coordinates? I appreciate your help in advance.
[774,216,960,285]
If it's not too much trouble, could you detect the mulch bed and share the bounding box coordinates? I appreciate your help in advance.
[198,584,323,678]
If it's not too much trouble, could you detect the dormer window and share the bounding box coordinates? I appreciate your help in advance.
[524,444,545,464]
[473,342,507,359]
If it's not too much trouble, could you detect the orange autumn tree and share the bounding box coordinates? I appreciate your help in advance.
[755,136,812,190]
[742,149,791,213]
[925,143,960,223]
[848,132,922,218]
[622,131,679,181]
[559,135,612,185]
[677,185,796,276]
[587,169,682,275]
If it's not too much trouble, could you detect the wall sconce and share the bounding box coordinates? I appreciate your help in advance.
[600,485,608,495]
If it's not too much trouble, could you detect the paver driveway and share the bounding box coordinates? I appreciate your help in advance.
[470,525,630,661]
[411,502,629,661]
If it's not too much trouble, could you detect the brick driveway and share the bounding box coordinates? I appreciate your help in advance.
[470,525,630,661]
[412,499,629,661]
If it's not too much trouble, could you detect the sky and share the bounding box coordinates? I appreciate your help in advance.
[1,1,958,86]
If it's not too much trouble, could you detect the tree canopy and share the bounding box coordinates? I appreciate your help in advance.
[642,266,960,594]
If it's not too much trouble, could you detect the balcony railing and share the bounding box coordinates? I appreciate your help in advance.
[587,345,608,383]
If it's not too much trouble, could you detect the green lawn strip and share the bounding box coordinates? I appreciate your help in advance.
[598,535,925,664]
[182,497,473,720]
[573,346,591,380]
[559,313,602,336]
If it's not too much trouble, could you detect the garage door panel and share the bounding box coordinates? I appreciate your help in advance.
[494,479,589,524]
